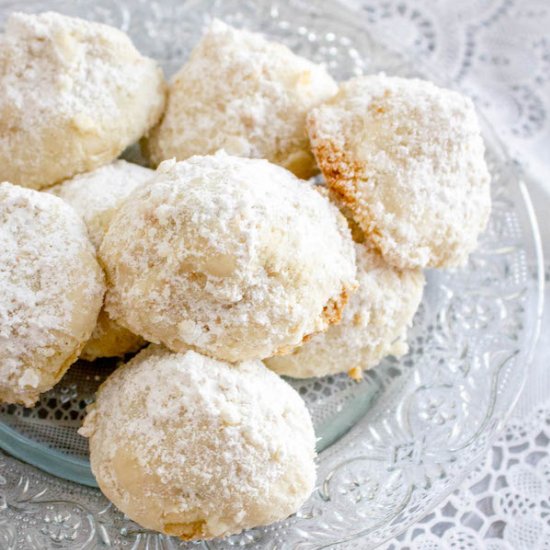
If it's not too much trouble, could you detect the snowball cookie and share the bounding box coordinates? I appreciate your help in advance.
[0,12,166,190]
[0,183,104,406]
[145,20,337,179]
[80,346,316,540]
[49,160,154,249]
[100,153,357,362]
[49,160,153,360]
[307,75,491,269]
[79,310,144,362]
[265,243,424,379]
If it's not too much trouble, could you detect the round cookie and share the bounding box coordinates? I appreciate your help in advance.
[49,160,154,249]
[50,160,153,360]
[0,183,104,406]
[0,11,166,190]
[265,242,424,379]
[80,309,144,362]
[145,20,337,179]
[80,346,316,540]
[307,75,491,269]
[100,152,357,362]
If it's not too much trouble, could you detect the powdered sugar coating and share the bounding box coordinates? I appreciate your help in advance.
[265,243,424,378]
[0,183,104,406]
[0,11,166,190]
[145,20,337,179]
[49,160,153,360]
[307,75,491,269]
[50,160,154,248]
[100,152,357,362]
[80,346,316,540]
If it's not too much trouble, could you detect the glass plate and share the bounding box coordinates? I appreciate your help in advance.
[0,0,544,547]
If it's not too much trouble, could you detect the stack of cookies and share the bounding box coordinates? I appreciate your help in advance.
[0,12,490,541]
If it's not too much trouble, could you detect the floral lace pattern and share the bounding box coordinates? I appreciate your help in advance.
[0,0,547,549]
[383,398,550,549]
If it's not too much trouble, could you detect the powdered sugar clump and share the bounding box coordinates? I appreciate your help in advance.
[0,182,104,406]
[308,75,491,269]
[100,152,357,362]
[80,345,316,540]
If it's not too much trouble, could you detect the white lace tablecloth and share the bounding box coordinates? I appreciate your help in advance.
[338,0,550,547]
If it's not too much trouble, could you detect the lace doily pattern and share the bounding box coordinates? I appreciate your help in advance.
[0,0,545,549]
[383,402,550,549]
